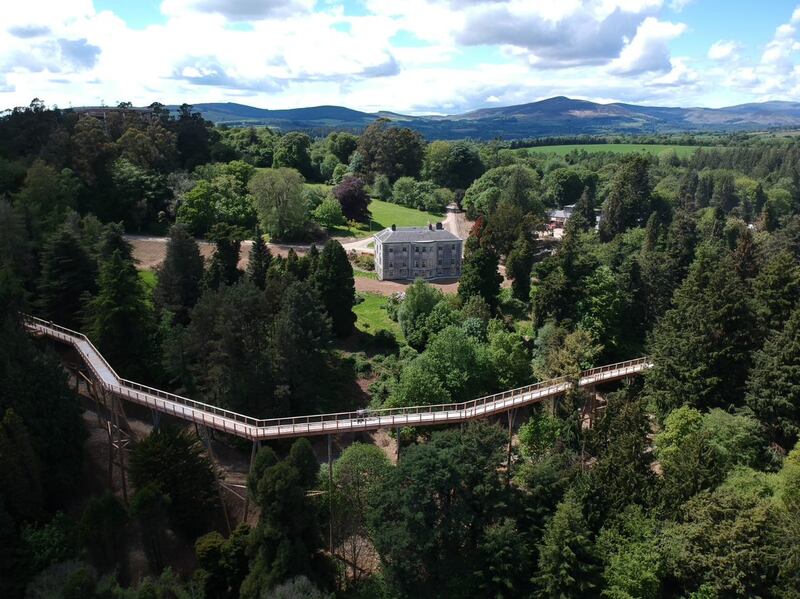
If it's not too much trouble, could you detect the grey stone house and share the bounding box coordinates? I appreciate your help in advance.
[374,224,463,281]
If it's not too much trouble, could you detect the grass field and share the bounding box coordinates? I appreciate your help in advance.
[353,292,402,338]
[139,269,157,291]
[139,270,157,306]
[330,199,445,238]
[353,269,378,280]
[521,144,712,158]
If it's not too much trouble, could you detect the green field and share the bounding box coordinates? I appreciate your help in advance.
[330,199,445,238]
[139,270,157,306]
[353,269,378,280]
[353,292,402,338]
[139,269,157,292]
[521,144,712,158]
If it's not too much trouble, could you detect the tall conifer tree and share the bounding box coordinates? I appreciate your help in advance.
[313,240,355,337]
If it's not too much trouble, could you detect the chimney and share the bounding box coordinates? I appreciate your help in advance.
[435,222,443,230]
[391,224,396,231]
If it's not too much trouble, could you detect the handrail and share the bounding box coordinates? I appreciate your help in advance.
[22,313,651,440]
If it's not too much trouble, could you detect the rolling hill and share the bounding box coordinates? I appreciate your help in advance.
[171,97,800,140]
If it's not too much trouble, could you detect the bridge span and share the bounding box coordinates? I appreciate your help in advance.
[23,315,650,441]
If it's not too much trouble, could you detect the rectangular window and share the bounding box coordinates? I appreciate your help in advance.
[403,247,407,252]
[438,259,442,265]
[451,244,455,250]
[389,247,393,253]
[415,261,418,267]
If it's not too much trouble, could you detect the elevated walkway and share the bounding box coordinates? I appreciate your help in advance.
[24,315,650,441]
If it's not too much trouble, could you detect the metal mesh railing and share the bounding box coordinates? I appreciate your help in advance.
[22,314,651,439]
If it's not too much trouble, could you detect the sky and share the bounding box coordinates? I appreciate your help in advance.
[3,0,800,115]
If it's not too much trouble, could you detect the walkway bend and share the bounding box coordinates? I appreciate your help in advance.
[23,315,651,441]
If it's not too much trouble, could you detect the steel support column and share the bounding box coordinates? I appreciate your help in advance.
[327,434,333,557]
[243,440,259,522]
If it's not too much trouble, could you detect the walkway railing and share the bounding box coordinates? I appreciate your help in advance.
[23,314,651,440]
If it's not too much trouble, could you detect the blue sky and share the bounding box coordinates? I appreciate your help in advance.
[3,1,800,114]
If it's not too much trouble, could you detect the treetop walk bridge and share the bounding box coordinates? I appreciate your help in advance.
[23,315,651,442]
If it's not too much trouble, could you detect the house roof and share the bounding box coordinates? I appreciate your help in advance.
[374,226,461,244]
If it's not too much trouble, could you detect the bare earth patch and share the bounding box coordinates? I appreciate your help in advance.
[129,229,510,297]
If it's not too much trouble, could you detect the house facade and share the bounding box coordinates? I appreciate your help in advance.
[374,224,463,281]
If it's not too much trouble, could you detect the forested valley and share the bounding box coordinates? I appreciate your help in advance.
[1,101,799,598]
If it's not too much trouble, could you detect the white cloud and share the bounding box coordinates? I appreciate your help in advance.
[669,0,693,11]
[455,1,664,68]
[707,40,740,61]
[0,0,793,115]
[160,0,314,21]
[609,17,686,75]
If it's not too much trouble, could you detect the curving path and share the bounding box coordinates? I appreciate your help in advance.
[24,315,651,441]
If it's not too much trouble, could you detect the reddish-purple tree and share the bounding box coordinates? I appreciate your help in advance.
[333,176,370,222]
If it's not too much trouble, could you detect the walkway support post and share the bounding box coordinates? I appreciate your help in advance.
[327,434,333,558]
[396,427,401,462]
[199,426,231,535]
[506,409,516,482]
[243,440,258,522]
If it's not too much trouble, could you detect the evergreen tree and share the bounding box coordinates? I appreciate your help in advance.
[459,244,502,311]
[130,483,171,573]
[37,228,96,328]
[585,387,655,525]
[85,249,156,379]
[506,232,536,301]
[0,408,43,522]
[288,438,320,490]
[204,224,242,290]
[574,186,596,229]
[312,240,355,337]
[677,169,699,210]
[746,307,800,448]
[180,281,274,416]
[98,221,133,262]
[78,491,128,573]
[246,233,271,290]
[240,457,331,598]
[599,156,651,241]
[644,244,758,418]
[271,282,333,415]
[194,523,250,599]
[154,224,204,323]
[306,243,320,274]
[0,310,85,506]
[128,427,218,538]
[368,423,519,598]
[732,226,758,280]
[534,487,600,598]
[751,249,800,334]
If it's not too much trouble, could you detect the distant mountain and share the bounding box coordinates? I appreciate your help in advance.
[172,97,800,140]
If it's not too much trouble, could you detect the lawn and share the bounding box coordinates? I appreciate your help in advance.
[353,269,378,280]
[520,144,715,158]
[139,269,157,292]
[139,270,157,306]
[331,199,445,238]
[353,292,402,339]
